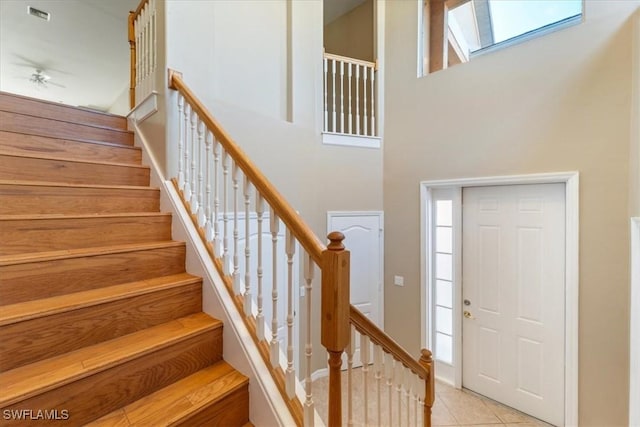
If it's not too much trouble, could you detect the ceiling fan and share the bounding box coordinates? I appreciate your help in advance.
[29,69,65,88]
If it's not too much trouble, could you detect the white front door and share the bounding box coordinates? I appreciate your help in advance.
[328,212,384,365]
[462,184,565,426]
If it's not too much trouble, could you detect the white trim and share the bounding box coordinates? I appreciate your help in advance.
[127,91,158,123]
[419,171,579,427]
[630,218,640,427]
[327,211,385,329]
[322,132,381,149]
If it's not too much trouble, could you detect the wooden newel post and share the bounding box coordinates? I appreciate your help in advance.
[128,11,136,109]
[419,349,435,427]
[321,231,350,426]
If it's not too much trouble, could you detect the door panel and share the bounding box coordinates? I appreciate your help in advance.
[462,184,565,426]
[328,212,383,367]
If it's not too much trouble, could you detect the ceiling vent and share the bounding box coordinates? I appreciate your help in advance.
[27,6,50,21]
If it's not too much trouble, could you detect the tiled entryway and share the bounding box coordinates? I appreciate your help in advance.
[433,380,553,426]
[313,371,554,426]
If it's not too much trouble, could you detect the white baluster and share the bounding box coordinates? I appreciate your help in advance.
[256,194,265,341]
[346,325,355,427]
[362,334,370,426]
[371,66,376,137]
[331,59,336,133]
[386,354,394,427]
[397,363,403,426]
[323,57,328,133]
[348,63,353,135]
[340,60,344,133]
[413,374,420,427]
[270,210,280,367]
[232,162,240,294]
[406,370,412,427]
[177,95,185,190]
[189,110,198,212]
[419,374,426,427]
[213,136,221,255]
[183,104,192,201]
[204,130,213,241]
[285,228,296,398]
[374,344,383,426]
[244,176,252,316]
[151,0,157,81]
[197,119,206,226]
[303,253,315,427]
[355,65,360,135]
[363,65,368,136]
[222,150,230,275]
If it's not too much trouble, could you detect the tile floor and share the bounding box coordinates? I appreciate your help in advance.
[313,371,553,426]
[433,380,553,426]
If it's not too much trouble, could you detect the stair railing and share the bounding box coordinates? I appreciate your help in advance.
[323,52,377,137]
[128,0,157,109]
[167,69,433,426]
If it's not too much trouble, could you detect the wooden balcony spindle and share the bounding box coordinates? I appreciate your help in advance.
[419,349,435,427]
[321,231,350,427]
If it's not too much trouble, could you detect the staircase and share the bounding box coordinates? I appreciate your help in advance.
[0,92,250,426]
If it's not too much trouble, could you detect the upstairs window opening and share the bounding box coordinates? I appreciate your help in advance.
[420,0,584,75]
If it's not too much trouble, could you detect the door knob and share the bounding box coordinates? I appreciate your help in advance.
[463,310,474,319]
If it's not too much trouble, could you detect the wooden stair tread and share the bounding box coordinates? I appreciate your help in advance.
[0,273,201,326]
[0,240,184,266]
[0,212,169,221]
[87,362,248,426]
[0,312,221,407]
[0,179,157,191]
[0,92,129,131]
[0,152,148,169]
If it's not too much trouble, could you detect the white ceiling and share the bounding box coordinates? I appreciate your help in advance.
[0,0,138,112]
[0,0,363,111]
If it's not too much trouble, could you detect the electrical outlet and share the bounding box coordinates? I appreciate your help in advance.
[394,275,404,286]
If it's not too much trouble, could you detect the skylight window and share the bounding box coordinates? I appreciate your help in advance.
[421,0,584,75]
[449,0,583,56]
[488,0,582,45]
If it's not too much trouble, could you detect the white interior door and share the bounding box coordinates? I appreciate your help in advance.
[462,184,565,426]
[328,212,383,366]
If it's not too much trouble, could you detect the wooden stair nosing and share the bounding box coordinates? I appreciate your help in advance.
[87,362,249,427]
[0,152,149,170]
[0,155,150,187]
[0,183,160,215]
[0,275,204,372]
[0,273,202,326]
[0,242,187,305]
[0,214,173,256]
[0,312,222,407]
[0,92,128,131]
[0,107,131,134]
[0,240,184,267]
[0,131,142,162]
[0,179,156,191]
[0,110,134,147]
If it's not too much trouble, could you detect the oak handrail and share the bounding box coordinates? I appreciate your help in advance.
[168,70,325,264]
[350,306,428,379]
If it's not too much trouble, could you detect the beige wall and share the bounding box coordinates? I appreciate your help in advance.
[631,10,640,218]
[164,0,383,370]
[383,1,639,425]
[324,0,374,62]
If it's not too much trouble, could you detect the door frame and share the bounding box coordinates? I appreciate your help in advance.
[327,211,385,328]
[420,172,579,426]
